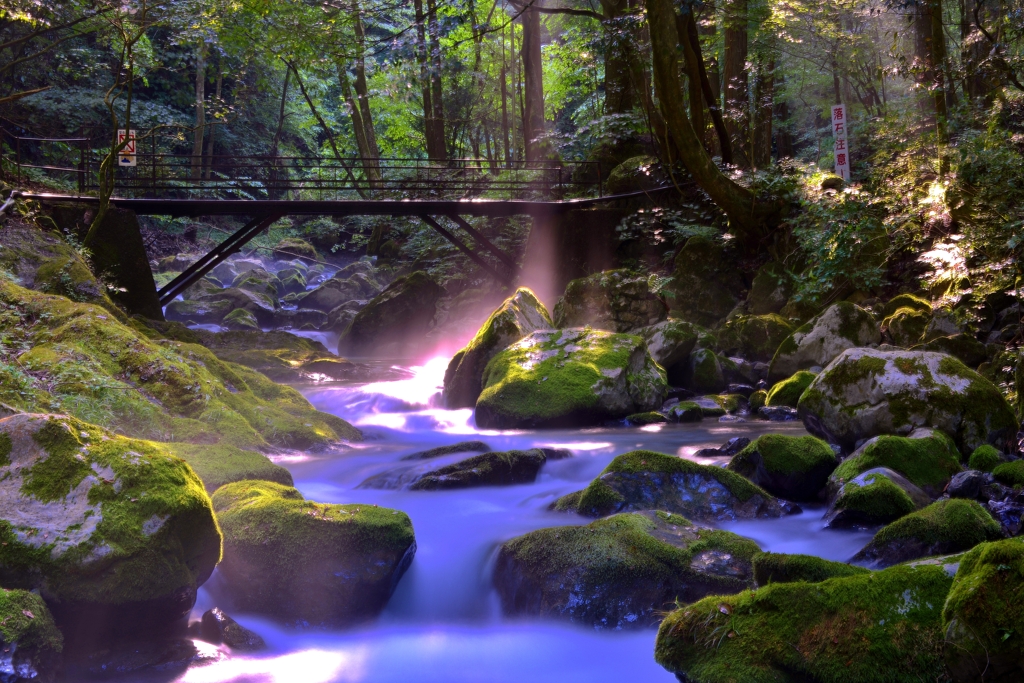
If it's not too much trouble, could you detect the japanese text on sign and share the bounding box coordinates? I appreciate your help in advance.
[830,105,849,181]
[117,129,137,167]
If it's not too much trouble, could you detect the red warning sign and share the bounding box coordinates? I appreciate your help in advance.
[117,129,137,167]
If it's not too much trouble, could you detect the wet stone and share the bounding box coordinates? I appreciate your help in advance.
[200,608,265,651]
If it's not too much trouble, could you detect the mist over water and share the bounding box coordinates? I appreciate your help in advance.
[184,357,874,683]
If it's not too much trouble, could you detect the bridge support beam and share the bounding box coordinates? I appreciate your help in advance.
[418,215,515,287]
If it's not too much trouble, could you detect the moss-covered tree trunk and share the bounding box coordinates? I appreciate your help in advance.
[646,0,781,246]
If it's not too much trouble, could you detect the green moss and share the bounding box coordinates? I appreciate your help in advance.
[715,314,795,362]
[832,475,916,523]
[831,431,962,493]
[941,538,1024,678]
[883,307,931,346]
[765,370,817,407]
[409,449,546,490]
[22,417,94,502]
[752,552,870,585]
[668,401,703,422]
[0,431,12,466]
[164,443,294,493]
[993,459,1024,487]
[626,411,668,425]
[687,348,724,393]
[729,434,835,476]
[817,353,887,396]
[656,563,953,683]
[872,499,1003,550]
[272,237,319,262]
[476,328,666,428]
[0,588,63,676]
[748,390,767,412]
[222,308,260,331]
[968,444,1002,472]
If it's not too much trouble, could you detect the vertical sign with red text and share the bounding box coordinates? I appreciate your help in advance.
[117,129,137,167]
[831,105,849,181]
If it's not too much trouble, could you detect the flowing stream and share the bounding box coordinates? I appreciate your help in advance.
[178,357,876,683]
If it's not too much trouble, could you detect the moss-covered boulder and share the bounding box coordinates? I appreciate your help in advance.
[0,281,359,450]
[747,262,793,315]
[0,414,221,641]
[751,551,869,585]
[913,333,988,369]
[727,434,837,501]
[212,480,415,626]
[668,236,745,327]
[716,314,795,363]
[852,499,1004,569]
[271,237,319,263]
[230,267,281,303]
[338,270,442,357]
[164,298,233,324]
[682,348,726,394]
[443,288,552,409]
[798,348,1017,454]
[296,281,353,313]
[655,563,954,683]
[408,449,547,490]
[942,538,1024,681]
[604,155,666,194]
[222,308,260,331]
[552,269,667,333]
[765,370,816,408]
[0,589,63,682]
[993,459,1024,487]
[883,306,932,346]
[827,428,963,498]
[968,444,1002,472]
[189,328,348,384]
[638,319,702,381]
[825,468,923,528]
[768,302,880,381]
[554,450,796,522]
[666,401,703,422]
[475,328,666,429]
[494,510,759,629]
[195,287,276,326]
[165,443,293,493]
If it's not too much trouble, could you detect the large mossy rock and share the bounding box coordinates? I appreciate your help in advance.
[164,298,232,325]
[337,270,442,357]
[942,538,1024,682]
[768,302,880,380]
[824,468,924,528]
[638,319,702,378]
[554,450,796,522]
[682,348,726,394]
[765,370,817,408]
[443,288,552,409]
[0,414,221,641]
[165,443,293,493]
[271,237,319,263]
[475,328,666,429]
[230,267,281,302]
[852,499,1004,569]
[655,563,954,683]
[798,348,1017,454]
[716,314,795,363]
[552,269,667,333]
[189,328,344,383]
[751,552,869,585]
[884,306,932,347]
[494,511,759,629]
[603,155,666,195]
[0,589,63,683]
[409,449,547,490]
[747,262,793,315]
[0,223,125,320]
[194,287,276,326]
[212,480,415,626]
[827,428,963,498]
[726,434,837,501]
[0,281,359,451]
[668,236,745,327]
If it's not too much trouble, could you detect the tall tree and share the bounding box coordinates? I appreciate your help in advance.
[723,0,751,166]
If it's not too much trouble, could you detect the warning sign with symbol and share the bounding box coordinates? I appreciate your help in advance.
[117,129,137,167]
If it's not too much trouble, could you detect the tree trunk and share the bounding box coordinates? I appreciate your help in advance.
[647,0,780,246]
[722,0,750,167]
[414,0,443,159]
[190,43,206,180]
[269,68,290,199]
[679,12,732,163]
[426,0,447,160]
[752,48,774,169]
[600,0,635,114]
[521,0,549,161]
[929,0,950,146]
[353,5,380,162]
[203,60,221,181]
[500,64,512,166]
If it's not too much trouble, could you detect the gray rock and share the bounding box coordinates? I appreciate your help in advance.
[946,470,990,500]
[200,608,265,651]
[553,269,668,332]
[409,449,547,490]
[768,302,880,381]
